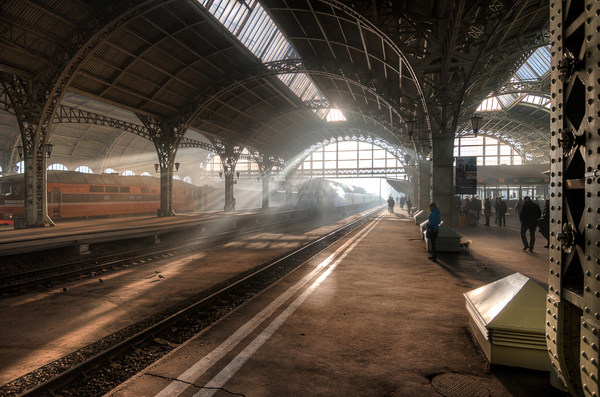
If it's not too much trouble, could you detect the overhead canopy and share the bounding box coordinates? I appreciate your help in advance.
[0,0,551,177]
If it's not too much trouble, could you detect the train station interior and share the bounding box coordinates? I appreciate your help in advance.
[0,1,599,396]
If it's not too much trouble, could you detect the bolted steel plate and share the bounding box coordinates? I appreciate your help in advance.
[431,373,490,397]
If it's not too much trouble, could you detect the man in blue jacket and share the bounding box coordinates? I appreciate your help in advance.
[427,202,441,261]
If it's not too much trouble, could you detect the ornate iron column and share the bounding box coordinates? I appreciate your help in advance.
[138,116,186,217]
[248,151,276,209]
[431,129,455,227]
[1,74,56,227]
[214,142,241,212]
[546,1,600,396]
[418,159,432,214]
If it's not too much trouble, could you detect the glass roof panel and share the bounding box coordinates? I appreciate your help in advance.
[199,0,327,106]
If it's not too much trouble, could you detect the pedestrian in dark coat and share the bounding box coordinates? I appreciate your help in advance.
[497,197,507,226]
[483,198,492,226]
[520,196,542,252]
[540,199,550,248]
[472,196,481,221]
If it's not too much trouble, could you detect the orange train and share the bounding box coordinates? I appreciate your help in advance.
[0,171,214,225]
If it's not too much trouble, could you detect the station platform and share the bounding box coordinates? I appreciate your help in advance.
[105,208,559,397]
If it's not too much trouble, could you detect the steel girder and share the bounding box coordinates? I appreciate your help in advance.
[187,59,418,133]
[546,1,600,396]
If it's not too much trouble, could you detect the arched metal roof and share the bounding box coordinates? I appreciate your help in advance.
[0,0,551,178]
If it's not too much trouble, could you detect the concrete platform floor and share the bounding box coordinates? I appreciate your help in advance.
[106,207,563,397]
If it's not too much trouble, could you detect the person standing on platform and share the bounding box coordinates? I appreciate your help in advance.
[406,197,412,215]
[497,197,507,226]
[483,198,492,226]
[399,196,405,210]
[520,196,542,252]
[387,196,395,213]
[427,202,441,262]
[472,196,481,222]
[494,197,500,224]
[539,199,550,248]
[515,198,523,218]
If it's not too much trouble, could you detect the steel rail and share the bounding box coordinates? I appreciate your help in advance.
[1,207,344,294]
[17,206,383,397]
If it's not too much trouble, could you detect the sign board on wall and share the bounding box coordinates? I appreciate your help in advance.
[455,157,477,194]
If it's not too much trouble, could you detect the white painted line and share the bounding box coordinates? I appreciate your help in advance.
[193,215,383,397]
[154,214,383,397]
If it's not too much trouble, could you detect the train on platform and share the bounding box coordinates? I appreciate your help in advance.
[0,171,214,225]
[295,178,376,209]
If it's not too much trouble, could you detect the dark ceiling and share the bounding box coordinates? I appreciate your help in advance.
[0,0,550,178]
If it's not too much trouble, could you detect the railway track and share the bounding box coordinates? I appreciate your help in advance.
[2,207,383,397]
[0,207,363,296]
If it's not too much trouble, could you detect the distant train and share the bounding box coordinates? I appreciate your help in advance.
[295,179,376,209]
[0,171,214,225]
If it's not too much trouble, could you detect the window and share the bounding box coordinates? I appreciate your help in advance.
[120,187,130,193]
[104,168,117,174]
[48,163,68,171]
[141,187,150,193]
[300,141,406,178]
[122,170,135,176]
[106,186,118,193]
[454,136,523,165]
[75,166,93,174]
[90,186,104,193]
[141,172,151,177]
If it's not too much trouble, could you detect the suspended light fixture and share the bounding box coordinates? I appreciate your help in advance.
[44,144,55,158]
[470,116,483,138]
[406,120,417,140]
[154,163,160,173]
[174,162,180,172]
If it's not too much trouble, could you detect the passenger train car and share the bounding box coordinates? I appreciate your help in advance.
[0,171,213,225]
[295,179,376,210]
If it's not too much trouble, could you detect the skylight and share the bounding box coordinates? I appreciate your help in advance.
[521,94,551,108]
[200,0,328,110]
[514,46,551,81]
[476,96,501,111]
[477,45,550,110]
[326,109,347,122]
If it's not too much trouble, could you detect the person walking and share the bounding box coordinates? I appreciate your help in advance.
[483,198,492,226]
[539,199,550,248]
[497,197,507,226]
[387,196,395,213]
[520,196,542,252]
[427,202,441,261]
